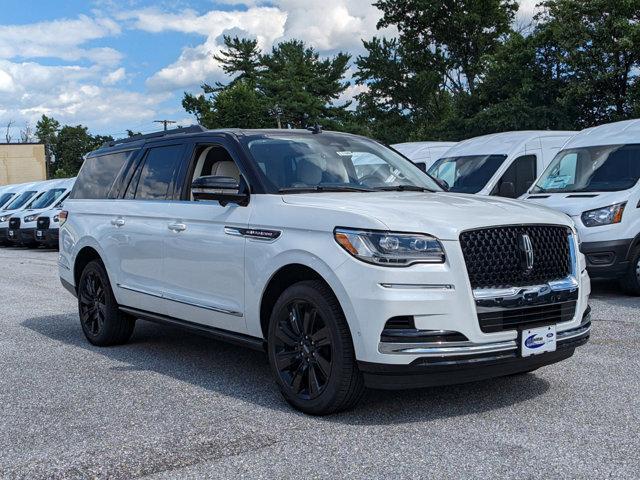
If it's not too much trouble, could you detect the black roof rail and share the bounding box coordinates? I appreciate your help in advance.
[103,125,207,148]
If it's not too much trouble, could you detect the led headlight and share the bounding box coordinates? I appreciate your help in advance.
[581,202,626,227]
[334,228,445,266]
[0,215,9,223]
[53,215,59,223]
[24,214,39,223]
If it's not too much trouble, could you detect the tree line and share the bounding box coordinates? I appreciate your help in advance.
[184,0,640,144]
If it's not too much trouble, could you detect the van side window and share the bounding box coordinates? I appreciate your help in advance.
[187,145,241,200]
[135,145,184,200]
[495,154,537,197]
[72,151,134,199]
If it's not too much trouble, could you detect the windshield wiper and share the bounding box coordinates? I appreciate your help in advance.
[372,185,436,192]
[278,185,374,194]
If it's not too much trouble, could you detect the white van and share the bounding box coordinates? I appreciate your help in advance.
[0,181,45,244]
[523,119,640,294]
[7,178,75,247]
[391,141,457,172]
[0,182,34,210]
[428,131,576,198]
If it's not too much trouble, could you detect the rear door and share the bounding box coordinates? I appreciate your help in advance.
[161,138,251,334]
[110,142,187,314]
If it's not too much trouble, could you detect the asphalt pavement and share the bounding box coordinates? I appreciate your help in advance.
[0,248,638,479]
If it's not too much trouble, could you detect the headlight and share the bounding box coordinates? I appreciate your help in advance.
[334,228,445,266]
[0,215,9,223]
[53,215,59,223]
[24,214,38,223]
[581,202,626,227]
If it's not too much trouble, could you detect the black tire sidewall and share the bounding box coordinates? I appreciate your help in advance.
[267,281,357,415]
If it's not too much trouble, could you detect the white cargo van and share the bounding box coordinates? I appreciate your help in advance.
[391,141,457,172]
[523,119,640,294]
[428,131,576,198]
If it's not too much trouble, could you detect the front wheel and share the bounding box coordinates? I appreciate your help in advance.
[267,280,364,415]
[621,247,640,296]
[78,260,136,346]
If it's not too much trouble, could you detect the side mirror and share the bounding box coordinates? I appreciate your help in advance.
[435,178,449,191]
[191,176,249,206]
[498,181,516,198]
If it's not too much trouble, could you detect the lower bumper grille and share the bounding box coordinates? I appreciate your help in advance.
[37,217,50,229]
[478,300,577,333]
[9,217,20,229]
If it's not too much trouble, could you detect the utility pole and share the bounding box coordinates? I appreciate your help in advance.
[154,120,177,131]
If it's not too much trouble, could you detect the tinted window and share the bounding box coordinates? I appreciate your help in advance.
[0,193,14,208]
[30,188,67,209]
[135,145,184,200]
[4,190,37,210]
[428,155,508,193]
[494,155,537,197]
[72,151,135,199]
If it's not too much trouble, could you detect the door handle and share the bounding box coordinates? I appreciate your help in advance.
[168,222,187,232]
[111,217,125,227]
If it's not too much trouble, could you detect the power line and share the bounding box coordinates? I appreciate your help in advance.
[153,119,177,131]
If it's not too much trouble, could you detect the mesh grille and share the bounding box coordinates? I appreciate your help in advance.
[37,217,50,229]
[8,217,20,229]
[460,225,571,289]
[478,301,576,333]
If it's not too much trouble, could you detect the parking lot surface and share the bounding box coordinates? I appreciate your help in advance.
[0,247,639,479]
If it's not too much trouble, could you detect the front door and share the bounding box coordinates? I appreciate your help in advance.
[162,141,250,334]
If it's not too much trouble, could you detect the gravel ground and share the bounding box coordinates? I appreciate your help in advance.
[0,247,638,479]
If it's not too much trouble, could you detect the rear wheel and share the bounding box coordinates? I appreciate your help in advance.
[267,280,364,415]
[78,260,136,346]
[621,247,640,296]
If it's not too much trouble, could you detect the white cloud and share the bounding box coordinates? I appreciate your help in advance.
[103,67,126,85]
[0,15,122,65]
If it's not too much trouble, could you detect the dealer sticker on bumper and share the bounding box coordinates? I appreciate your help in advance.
[8,230,14,238]
[521,325,556,357]
[36,230,43,238]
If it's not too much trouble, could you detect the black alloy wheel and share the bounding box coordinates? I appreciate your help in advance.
[79,270,107,337]
[273,299,333,400]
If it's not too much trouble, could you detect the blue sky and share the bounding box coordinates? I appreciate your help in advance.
[0,0,537,140]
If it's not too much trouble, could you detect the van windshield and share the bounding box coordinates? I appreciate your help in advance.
[3,190,37,210]
[533,144,640,193]
[428,155,507,193]
[241,133,442,193]
[0,192,14,208]
[29,188,67,209]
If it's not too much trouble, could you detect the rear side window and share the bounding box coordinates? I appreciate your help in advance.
[72,151,135,199]
[133,144,184,200]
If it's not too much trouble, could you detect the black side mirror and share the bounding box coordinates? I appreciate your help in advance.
[435,178,449,191]
[498,181,516,198]
[191,176,249,206]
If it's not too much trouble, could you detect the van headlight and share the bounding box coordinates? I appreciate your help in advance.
[0,215,9,223]
[24,214,39,223]
[581,202,626,227]
[334,228,445,266]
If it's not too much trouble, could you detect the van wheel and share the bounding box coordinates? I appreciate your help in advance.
[78,260,136,346]
[621,247,640,296]
[267,280,365,415]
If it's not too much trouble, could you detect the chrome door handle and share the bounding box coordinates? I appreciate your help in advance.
[111,217,125,227]
[168,223,187,232]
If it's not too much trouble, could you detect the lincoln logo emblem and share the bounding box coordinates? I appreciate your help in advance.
[518,233,534,271]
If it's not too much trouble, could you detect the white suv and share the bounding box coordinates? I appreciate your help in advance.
[58,126,591,414]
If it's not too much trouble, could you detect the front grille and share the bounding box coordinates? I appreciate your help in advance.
[37,217,50,229]
[8,217,20,229]
[479,301,576,333]
[460,225,571,289]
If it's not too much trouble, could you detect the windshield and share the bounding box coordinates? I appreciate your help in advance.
[533,144,640,193]
[3,190,37,210]
[428,155,508,193]
[241,133,442,193]
[29,188,67,209]
[0,192,14,208]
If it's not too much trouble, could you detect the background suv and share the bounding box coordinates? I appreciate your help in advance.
[59,126,591,414]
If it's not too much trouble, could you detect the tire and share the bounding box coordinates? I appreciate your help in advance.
[78,260,136,346]
[621,247,640,296]
[267,280,365,415]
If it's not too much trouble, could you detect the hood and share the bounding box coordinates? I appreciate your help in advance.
[282,192,572,240]
[522,191,627,217]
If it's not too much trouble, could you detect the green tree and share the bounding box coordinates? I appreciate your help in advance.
[34,115,60,178]
[536,0,640,127]
[213,35,261,87]
[53,126,112,177]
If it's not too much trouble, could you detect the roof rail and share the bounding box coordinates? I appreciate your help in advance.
[103,125,207,148]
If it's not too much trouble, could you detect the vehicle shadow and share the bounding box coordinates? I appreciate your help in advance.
[23,313,551,425]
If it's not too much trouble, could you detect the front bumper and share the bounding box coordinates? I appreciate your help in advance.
[359,309,591,389]
[8,227,37,246]
[0,227,9,244]
[34,228,59,247]
[581,239,633,279]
